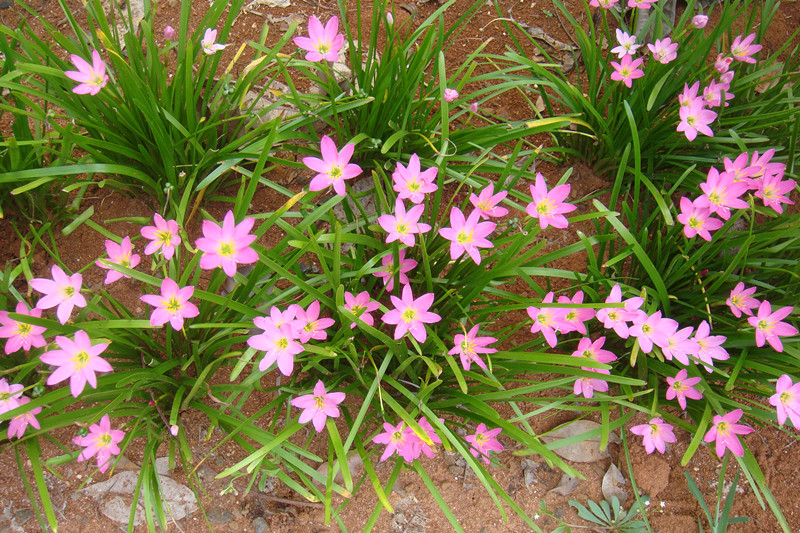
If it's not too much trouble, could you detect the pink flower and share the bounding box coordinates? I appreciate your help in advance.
[754,173,795,214]
[96,236,140,284]
[723,152,758,183]
[0,379,24,415]
[748,301,798,352]
[0,302,47,354]
[703,409,753,457]
[714,54,733,74]
[163,25,176,40]
[678,81,701,108]
[525,173,577,230]
[696,168,748,220]
[378,198,431,247]
[392,154,438,204]
[702,80,735,108]
[412,417,443,459]
[293,16,344,62]
[572,336,616,364]
[676,197,724,241]
[629,311,677,354]
[610,54,645,89]
[438,207,496,265]
[469,101,479,113]
[661,326,698,366]
[465,423,503,464]
[30,265,87,325]
[610,29,640,59]
[557,291,596,335]
[373,250,417,292]
[7,397,42,439]
[770,375,800,427]
[630,418,677,454]
[195,210,258,277]
[691,14,708,28]
[726,282,759,318]
[647,37,678,64]
[40,330,112,398]
[589,0,619,9]
[526,292,566,348]
[574,371,610,398]
[248,321,304,376]
[141,214,181,260]
[730,34,762,63]
[665,368,703,409]
[290,380,345,432]
[140,278,199,330]
[382,285,441,343]
[677,99,717,141]
[200,28,226,55]
[303,136,362,196]
[64,49,108,95]
[628,0,657,8]
[256,306,301,334]
[450,325,497,371]
[596,284,644,339]
[372,421,418,462]
[73,415,125,472]
[692,320,730,371]
[443,88,459,102]
[469,183,508,219]
[343,291,380,329]
[291,301,335,343]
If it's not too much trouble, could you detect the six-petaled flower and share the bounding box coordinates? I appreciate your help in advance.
[631,418,677,454]
[0,302,47,355]
[665,368,703,410]
[40,330,113,398]
[291,380,345,432]
[703,409,753,457]
[195,210,258,277]
[140,278,199,330]
[96,236,141,285]
[64,49,109,95]
[73,415,125,472]
[30,265,87,325]
[294,16,344,62]
[303,136,362,196]
[466,423,504,464]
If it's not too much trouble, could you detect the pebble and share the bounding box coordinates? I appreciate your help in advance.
[14,509,34,525]
[252,516,268,533]
[206,506,233,524]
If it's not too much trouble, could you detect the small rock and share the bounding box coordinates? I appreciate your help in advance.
[252,516,268,533]
[155,456,171,475]
[13,508,34,525]
[206,506,233,524]
[448,466,463,476]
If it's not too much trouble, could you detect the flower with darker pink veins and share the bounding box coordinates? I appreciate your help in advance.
[304,136,362,196]
[610,54,645,88]
[466,423,504,465]
[526,292,565,348]
[73,415,125,473]
[0,379,24,415]
[291,380,345,432]
[443,88,459,102]
[294,16,344,62]
[373,250,417,292]
[703,409,753,457]
[439,207,496,265]
[589,0,618,8]
[195,211,258,277]
[382,284,441,343]
[141,214,181,260]
[648,37,678,64]
[378,198,431,247]
[630,418,677,454]
[574,370,610,398]
[373,421,418,462]
[726,282,759,318]
[748,301,798,352]
[770,375,800,428]
[676,197,724,241]
[572,336,616,366]
[392,154,438,204]
[0,302,46,355]
[96,237,140,285]
[30,265,87,325]
[596,284,645,339]
[201,28,227,55]
[469,183,508,219]
[748,149,785,182]
[662,326,698,366]
[413,417,443,459]
[450,325,497,371]
[140,278,199,330]
[610,29,640,58]
[666,368,703,410]
[557,291,596,335]
[696,168,749,220]
[291,301,335,343]
[343,291,380,329]
[629,311,677,354]
[702,80,735,108]
[40,330,112,398]
[526,173,577,230]
[64,49,108,95]
[248,322,304,376]
[723,152,758,183]
[692,320,730,371]
[730,33,762,63]
[677,99,717,141]
[6,397,42,440]
[755,173,796,214]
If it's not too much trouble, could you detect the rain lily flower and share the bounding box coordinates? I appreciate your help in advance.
[256,306,301,335]
[303,136,362,196]
[661,326,698,366]
[443,88,459,102]
[378,198,431,247]
[726,282,759,318]
[64,49,108,95]
[6,397,42,439]
[557,291,596,335]
[373,421,418,462]
[574,370,610,398]
[714,54,733,74]
[248,321,304,376]
[702,80,735,108]
[382,284,441,343]
[703,409,753,457]
[754,173,796,214]
[748,149,784,181]
[526,173,577,230]
[631,418,677,454]
[678,81,701,108]
[73,415,125,473]
[677,99,717,141]
[629,311,677,354]
[676,197,724,241]
[527,292,566,348]
[770,375,800,427]
[648,37,678,64]
[0,302,47,354]
[195,210,258,277]
[572,336,616,365]
[96,236,140,284]
[469,183,508,219]
[730,33,762,63]
[290,380,345,432]
[163,25,176,40]
[438,207,496,265]
[723,152,758,183]
[665,368,703,409]
[412,417,443,459]
[610,54,645,88]
[373,250,417,292]
[469,101,479,113]
[466,423,504,465]
[596,284,644,338]
[200,28,226,55]
[748,301,798,352]
[40,330,112,398]
[692,320,730,371]
[30,265,87,324]
[691,14,708,28]
[589,0,619,8]
[628,0,657,8]
[610,30,641,58]
[450,325,497,371]
[0,379,24,415]
[140,278,199,330]
[294,16,344,62]
[392,154,438,204]
[696,167,749,220]
[141,214,181,260]
[343,291,380,329]
[291,301,334,343]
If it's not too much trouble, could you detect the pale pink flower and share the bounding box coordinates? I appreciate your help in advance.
[378,198,431,247]
[526,173,576,230]
[730,34,762,63]
[73,415,125,472]
[630,418,677,454]
[469,101,479,113]
[720,70,735,85]
[770,375,800,427]
[748,149,785,183]
[450,325,497,371]
[610,54,645,89]
[40,330,112,397]
[714,54,733,74]
[526,292,566,348]
[141,214,181,260]
[195,210,258,277]
[373,250,417,292]
[691,14,708,28]
[696,167,749,219]
[439,207,496,265]
[465,423,504,465]
[291,301,335,343]
[648,37,678,64]
[677,99,717,141]
[140,278,199,330]
[382,285,441,343]
[291,380,345,432]
[678,81,701,108]
[629,311,677,354]
[676,197,724,241]
[748,301,798,352]
[0,302,47,354]
[596,284,644,339]
[665,368,703,409]
[293,16,344,62]
[611,29,641,58]
[589,0,618,8]
[574,370,610,398]
[248,321,304,376]
[443,88,459,102]
[411,417,443,459]
[469,183,508,219]
[256,306,301,335]
[170,425,179,437]
[30,265,87,325]
[0,379,24,415]
[303,136,362,196]
[64,49,108,95]
[702,80,735,108]
[726,282,759,318]
[556,291,596,335]
[392,154,438,204]
[755,173,795,214]
[703,409,753,457]
[723,152,758,183]
[163,26,176,41]
[628,0,657,8]
[373,421,418,462]
[200,28,226,55]
[343,291,380,329]
[572,336,616,365]
[96,236,140,285]
[661,326,698,366]
[692,320,730,371]
[6,397,42,439]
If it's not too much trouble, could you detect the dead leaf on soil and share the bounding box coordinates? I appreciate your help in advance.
[548,473,579,496]
[540,420,620,463]
[601,463,628,504]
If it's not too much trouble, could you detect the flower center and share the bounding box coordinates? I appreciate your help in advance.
[349,304,365,317]
[407,179,421,192]
[401,308,418,323]
[536,199,554,215]
[314,396,326,410]
[672,380,685,391]
[717,421,730,436]
[277,338,289,350]
[16,323,33,338]
[99,433,113,447]
[165,297,184,314]
[62,285,75,298]
[329,166,342,180]
[688,216,703,229]
[218,241,235,258]
[391,430,405,443]
[461,340,475,355]
[156,230,173,245]
[641,324,652,334]
[72,350,91,371]
[456,230,474,245]
[757,319,772,333]
[650,423,660,436]
[475,433,488,445]
[780,391,793,404]
[396,222,410,235]
[607,310,619,321]
[708,192,722,205]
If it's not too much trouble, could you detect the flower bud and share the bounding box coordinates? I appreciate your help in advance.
[386,11,394,26]
[692,15,708,29]
[443,88,459,102]
[714,53,733,74]
[164,25,176,40]
[469,101,479,113]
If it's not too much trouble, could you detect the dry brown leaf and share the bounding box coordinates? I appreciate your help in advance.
[540,420,620,463]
